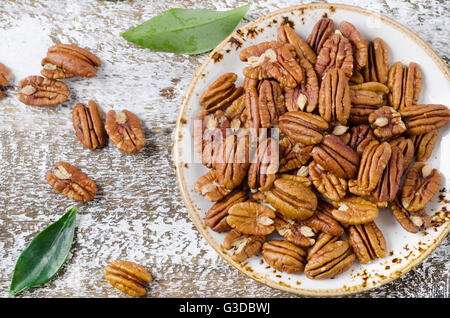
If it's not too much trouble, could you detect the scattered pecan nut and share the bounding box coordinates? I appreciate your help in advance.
[331,196,379,225]
[412,130,438,162]
[262,240,307,274]
[194,169,231,202]
[363,38,389,84]
[248,137,279,191]
[72,100,107,150]
[41,44,101,79]
[279,111,329,145]
[318,68,351,125]
[205,189,248,232]
[223,229,265,262]
[339,21,368,71]
[105,109,146,154]
[265,177,317,220]
[278,136,313,172]
[227,201,276,236]
[315,33,354,78]
[274,215,316,247]
[308,160,347,202]
[347,221,387,264]
[400,104,450,135]
[401,162,441,212]
[307,18,335,54]
[46,161,97,202]
[199,73,244,113]
[357,140,392,192]
[17,75,69,106]
[390,198,432,233]
[387,62,422,110]
[368,106,406,140]
[104,260,152,297]
[304,240,355,279]
[372,146,404,202]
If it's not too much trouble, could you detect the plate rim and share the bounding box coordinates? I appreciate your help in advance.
[174,3,450,296]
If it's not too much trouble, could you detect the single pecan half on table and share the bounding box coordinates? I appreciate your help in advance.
[46,161,97,202]
[0,62,11,99]
[194,169,231,202]
[401,162,441,212]
[387,62,422,110]
[347,221,386,264]
[105,109,146,154]
[362,38,389,84]
[411,130,438,162]
[331,196,379,225]
[307,18,335,55]
[400,104,450,135]
[72,100,107,150]
[41,44,101,79]
[223,229,265,263]
[104,260,152,297]
[199,73,244,113]
[279,111,329,145]
[357,140,392,192]
[274,215,316,247]
[368,106,406,140]
[390,198,432,233]
[315,33,354,79]
[17,75,69,106]
[205,189,248,232]
[262,240,307,274]
[339,21,368,71]
[227,201,276,236]
[304,240,355,279]
[248,137,279,192]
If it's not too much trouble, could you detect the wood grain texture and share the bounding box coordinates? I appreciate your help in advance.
[0,0,449,298]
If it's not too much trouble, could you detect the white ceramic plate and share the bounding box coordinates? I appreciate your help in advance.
[174,3,450,296]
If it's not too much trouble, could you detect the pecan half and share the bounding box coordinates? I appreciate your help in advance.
[227,202,276,236]
[304,240,355,279]
[348,124,377,154]
[199,73,244,112]
[331,196,379,225]
[400,104,450,135]
[318,68,351,124]
[240,41,303,88]
[248,137,279,191]
[389,136,414,171]
[348,179,372,197]
[315,33,354,78]
[307,18,335,54]
[357,140,392,192]
[390,198,432,233]
[349,86,385,106]
[278,136,313,172]
[223,229,265,262]
[305,200,344,236]
[0,62,11,98]
[17,75,69,106]
[372,146,404,202]
[46,161,97,202]
[193,169,231,202]
[213,135,250,190]
[347,221,386,264]
[311,135,360,179]
[309,160,347,201]
[401,162,441,212]
[387,62,422,110]
[339,21,367,71]
[274,216,316,247]
[348,104,379,125]
[265,177,317,220]
[307,232,339,260]
[368,106,406,140]
[224,94,247,124]
[262,240,307,274]
[257,79,286,128]
[205,189,248,232]
[105,109,146,154]
[41,44,101,79]
[363,38,389,84]
[72,100,107,150]
[104,260,152,297]
[412,130,438,162]
[278,24,316,65]
[279,111,329,145]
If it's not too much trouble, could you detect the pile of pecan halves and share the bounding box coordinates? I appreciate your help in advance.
[193,18,450,279]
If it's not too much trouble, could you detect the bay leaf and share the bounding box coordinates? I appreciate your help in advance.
[9,207,77,296]
[121,5,250,54]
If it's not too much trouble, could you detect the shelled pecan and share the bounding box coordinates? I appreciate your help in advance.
[308,160,347,202]
[200,73,244,112]
[348,124,377,154]
[389,136,414,171]
[279,111,329,145]
[278,136,313,172]
[357,140,391,192]
[339,21,367,71]
[262,240,307,274]
[104,260,152,297]
[72,100,107,150]
[248,137,279,191]
[368,106,406,140]
[307,232,339,260]
[331,196,379,225]
[227,202,276,236]
[193,169,231,202]
[0,62,11,99]
[390,198,432,233]
[307,18,335,54]
[347,222,386,264]
[372,146,404,202]
[348,104,379,125]
[17,75,69,106]
[205,189,248,232]
[362,38,389,84]
[305,200,344,236]
[223,229,265,262]
[400,104,450,135]
[315,33,354,78]
[412,130,438,162]
[274,215,316,247]
[105,109,146,154]
[278,24,316,65]
[387,62,422,110]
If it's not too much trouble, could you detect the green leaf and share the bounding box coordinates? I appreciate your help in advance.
[121,4,250,54]
[9,207,77,296]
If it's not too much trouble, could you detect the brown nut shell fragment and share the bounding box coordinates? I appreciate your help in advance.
[278,137,313,172]
[357,140,392,192]
[205,190,248,232]
[309,160,347,202]
[104,260,152,297]
[372,146,404,202]
[387,62,422,110]
[389,136,414,171]
[363,38,389,84]
[332,196,379,225]
[347,222,386,264]
[401,162,441,212]
[199,73,244,112]
[311,135,360,179]
[223,229,265,263]
[304,240,355,279]
[307,18,335,54]
[46,161,97,202]
[41,44,101,79]
[17,75,69,106]
[248,137,279,191]
[105,109,146,154]
[390,198,432,233]
[265,177,317,221]
[339,21,368,71]
[315,34,354,78]
[274,216,316,247]
[400,104,450,135]
[279,111,329,145]
[227,202,276,236]
[318,68,352,125]
[72,100,107,150]
[368,106,406,140]
[194,169,231,202]
[262,240,306,274]
[412,130,438,162]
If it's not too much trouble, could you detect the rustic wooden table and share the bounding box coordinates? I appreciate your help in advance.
[0,0,448,298]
